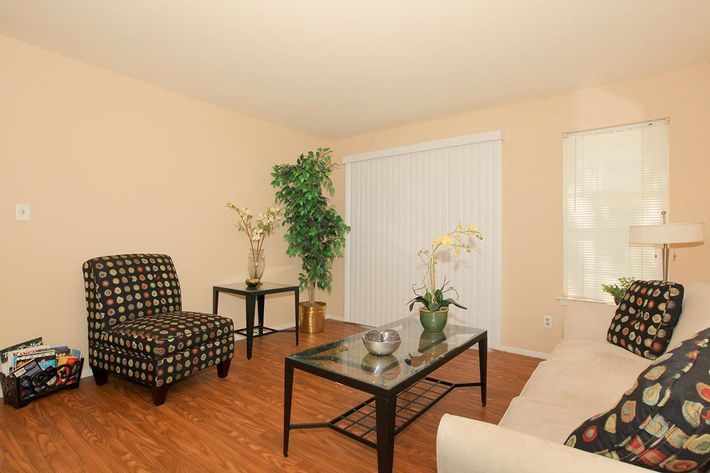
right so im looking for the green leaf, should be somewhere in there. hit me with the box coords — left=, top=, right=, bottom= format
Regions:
left=441, top=298, right=468, bottom=310
left=407, top=295, right=429, bottom=311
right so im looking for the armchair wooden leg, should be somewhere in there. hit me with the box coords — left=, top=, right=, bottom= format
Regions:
left=91, top=367, right=109, bottom=386
left=217, top=359, right=231, bottom=378
left=152, top=384, right=169, bottom=406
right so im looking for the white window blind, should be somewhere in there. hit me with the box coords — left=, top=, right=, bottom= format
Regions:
left=344, top=132, right=502, bottom=347
left=563, top=120, right=668, bottom=302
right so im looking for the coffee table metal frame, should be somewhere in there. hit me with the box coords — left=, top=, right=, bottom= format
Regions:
left=283, top=329, right=487, bottom=473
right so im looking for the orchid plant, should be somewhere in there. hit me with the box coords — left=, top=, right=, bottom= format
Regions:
left=408, top=223, right=483, bottom=312
left=226, top=203, right=282, bottom=265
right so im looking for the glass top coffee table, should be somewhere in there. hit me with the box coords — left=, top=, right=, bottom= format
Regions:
left=283, top=316, right=487, bottom=473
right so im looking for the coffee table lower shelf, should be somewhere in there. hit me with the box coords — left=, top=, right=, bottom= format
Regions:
left=288, top=376, right=482, bottom=449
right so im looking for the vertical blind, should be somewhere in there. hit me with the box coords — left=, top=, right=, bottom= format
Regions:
left=563, top=120, right=668, bottom=302
left=344, top=132, right=502, bottom=347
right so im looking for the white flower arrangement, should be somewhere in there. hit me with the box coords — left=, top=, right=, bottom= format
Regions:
left=226, top=203, right=282, bottom=266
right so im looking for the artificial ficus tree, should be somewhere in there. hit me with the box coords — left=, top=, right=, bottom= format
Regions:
left=271, top=148, right=350, bottom=305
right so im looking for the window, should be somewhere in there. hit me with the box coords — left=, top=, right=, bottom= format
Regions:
left=563, top=120, right=668, bottom=302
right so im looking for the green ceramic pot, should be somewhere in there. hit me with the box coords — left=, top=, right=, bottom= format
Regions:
left=419, top=307, right=449, bottom=332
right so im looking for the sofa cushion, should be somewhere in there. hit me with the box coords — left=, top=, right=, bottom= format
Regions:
left=669, top=283, right=710, bottom=350
left=607, top=280, right=684, bottom=360
left=550, top=339, right=652, bottom=370
left=562, top=300, right=617, bottom=341
left=500, top=396, right=605, bottom=444
left=520, top=357, right=648, bottom=416
left=507, top=341, right=650, bottom=443
left=566, top=328, right=710, bottom=472
left=100, top=311, right=234, bottom=358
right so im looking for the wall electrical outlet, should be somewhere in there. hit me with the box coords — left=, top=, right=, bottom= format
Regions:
left=543, top=315, right=553, bottom=329
left=15, top=203, right=31, bottom=221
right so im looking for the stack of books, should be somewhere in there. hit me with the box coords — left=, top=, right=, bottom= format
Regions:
left=1, top=337, right=82, bottom=380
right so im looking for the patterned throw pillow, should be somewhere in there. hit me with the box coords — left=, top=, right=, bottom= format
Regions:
left=607, top=280, right=684, bottom=360
left=566, top=328, right=710, bottom=472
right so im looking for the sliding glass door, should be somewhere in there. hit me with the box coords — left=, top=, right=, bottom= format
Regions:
left=344, top=131, right=502, bottom=347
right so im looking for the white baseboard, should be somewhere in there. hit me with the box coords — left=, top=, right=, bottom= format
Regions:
left=1, top=326, right=548, bottom=401
left=496, top=344, right=550, bottom=360
left=1, top=315, right=353, bottom=400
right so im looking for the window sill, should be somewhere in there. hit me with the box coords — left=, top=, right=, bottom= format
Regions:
left=557, top=296, right=615, bottom=306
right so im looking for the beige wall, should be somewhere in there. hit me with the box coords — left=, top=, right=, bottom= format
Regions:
left=2, top=32, right=708, bottom=360
left=0, top=35, right=324, bottom=359
left=331, top=64, right=710, bottom=353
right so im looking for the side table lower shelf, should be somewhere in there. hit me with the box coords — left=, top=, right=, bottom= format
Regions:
left=235, top=327, right=288, bottom=338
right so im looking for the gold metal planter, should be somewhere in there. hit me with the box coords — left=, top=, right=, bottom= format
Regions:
left=299, top=302, right=326, bottom=333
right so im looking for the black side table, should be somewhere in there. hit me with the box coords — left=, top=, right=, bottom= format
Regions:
left=213, top=282, right=300, bottom=359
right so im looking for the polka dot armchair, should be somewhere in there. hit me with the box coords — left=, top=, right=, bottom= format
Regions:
left=83, top=254, right=234, bottom=405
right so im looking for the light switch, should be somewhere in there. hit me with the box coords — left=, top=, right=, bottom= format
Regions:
left=16, top=203, right=31, bottom=221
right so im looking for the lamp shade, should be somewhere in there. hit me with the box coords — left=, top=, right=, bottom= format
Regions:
left=629, top=222, right=704, bottom=245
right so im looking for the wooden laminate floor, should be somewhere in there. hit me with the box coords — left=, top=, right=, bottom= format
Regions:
left=0, top=321, right=541, bottom=473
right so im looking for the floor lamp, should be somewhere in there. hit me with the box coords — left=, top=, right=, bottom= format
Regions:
left=629, top=211, right=704, bottom=282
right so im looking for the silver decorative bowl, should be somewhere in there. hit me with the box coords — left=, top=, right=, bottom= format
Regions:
left=361, top=354, right=400, bottom=376
left=362, top=329, right=402, bottom=356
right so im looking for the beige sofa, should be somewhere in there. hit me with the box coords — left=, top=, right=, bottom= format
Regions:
left=437, top=282, right=710, bottom=473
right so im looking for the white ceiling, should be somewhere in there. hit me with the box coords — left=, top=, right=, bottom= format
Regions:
left=1, top=1, right=709, bottom=138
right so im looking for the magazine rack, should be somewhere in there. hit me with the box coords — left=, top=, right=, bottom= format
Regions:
left=0, top=358, right=84, bottom=408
